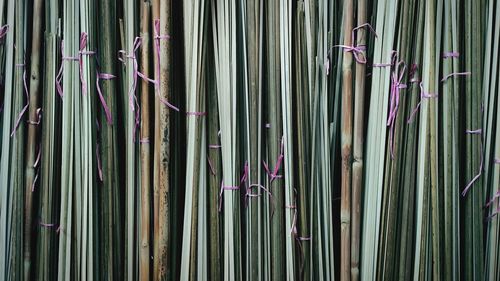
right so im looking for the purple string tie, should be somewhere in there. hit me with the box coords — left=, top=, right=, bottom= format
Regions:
left=441, top=71, right=471, bottom=82
left=55, top=33, right=95, bottom=97
left=96, top=72, right=116, bottom=124
left=442, top=51, right=460, bottom=59
left=119, top=37, right=156, bottom=142
left=330, top=23, right=378, bottom=67
left=153, top=19, right=179, bottom=111
left=263, top=136, right=285, bottom=182
left=462, top=129, right=483, bottom=196
left=11, top=59, right=29, bottom=137
left=386, top=61, right=407, bottom=159
left=0, top=24, right=9, bottom=41
left=407, top=82, right=438, bottom=124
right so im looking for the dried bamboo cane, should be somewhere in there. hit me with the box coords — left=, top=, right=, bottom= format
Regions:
left=341, top=0, right=353, bottom=280
left=351, top=0, right=366, bottom=280
left=139, top=1, right=151, bottom=280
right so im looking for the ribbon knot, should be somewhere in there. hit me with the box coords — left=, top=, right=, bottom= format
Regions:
left=119, top=37, right=157, bottom=142
left=327, top=23, right=377, bottom=73
left=11, top=58, right=29, bottom=137
left=407, top=82, right=438, bottom=124
left=386, top=61, right=407, bottom=159
left=263, top=137, right=285, bottom=182
left=462, top=128, right=483, bottom=196
left=56, top=33, right=96, bottom=97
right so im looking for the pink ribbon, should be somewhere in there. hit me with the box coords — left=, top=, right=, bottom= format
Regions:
left=96, top=72, right=115, bottom=124
left=11, top=60, right=29, bottom=137
left=186, top=111, right=207, bottom=116
left=139, top=138, right=150, bottom=144
left=208, top=144, right=221, bottom=149
left=462, top=129, right=483, bottom=196
left=0, top=24, right=9, bottom=40
left=441, top=71, right=471, bottom=82
left=96, top=143, right=103, bottom=181
left=407, top=82, right=438, bottom=124
left=442, top=51, right=459, bottom=59
left=218, top=181, right=239, bottom=212
left=409, top=63, right=420, bottom=83
left=218, top=163, right=249, bottom=212
left=31, top=173, right=39, bottom=192
left=263, top=136, right=285, bottom=182
left=485, top=190, right=500, bottom=209
left=34, top=147, right=41, bottom=168
left=39, top=221, right=57, bottom=228
left=118, top=37, right=154, bottom=142
left=332, top=23, right=378, bottom=65
left=27, top=108, right=42, bottom=125
left=55, top=33, right=95, bottom=97
left=386, top=61, right=407, bottom=159
left=153, top=19, right=179, bottom=111
left=494, top=158, right=500, bottom=164
left=372, top=50, right=398, bottom=68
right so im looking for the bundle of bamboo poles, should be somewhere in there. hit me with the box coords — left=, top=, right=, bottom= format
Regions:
left=0, top=0, right=498, bottom=280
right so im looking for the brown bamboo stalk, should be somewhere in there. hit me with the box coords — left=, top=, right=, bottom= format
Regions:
left=23, top=0, right=43, bottom=278
left=151, top=0, right=161, bottom=279
left=139, top=1, right=151, bottom=280
left=341, top=0, right=353, bottom=280
left=351, top=1, right=366, bottom=280
left=155, top=0, right=172, bottom=279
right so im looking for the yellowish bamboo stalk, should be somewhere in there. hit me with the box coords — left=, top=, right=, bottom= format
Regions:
left=341, top=0, right=354, bottom=280
left=139, top=1, right=151, bottom=280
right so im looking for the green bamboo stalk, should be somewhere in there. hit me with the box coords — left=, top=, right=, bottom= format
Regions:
left=293, top=3, right=311, bottom=280
left=243, top=0, right=263, bottom=279
left=36, top=0, right=60, bottom=279
left=10, top=0, right=27, bottom=279
left=97, top=0, right=121, bottom=279
left=180, top=0, right=207, bottom=279
left=23, top=0, right=43, bottom=276
left=124, top=0, right=136, bottom=279
left=266, top=1, right=285, bottom=279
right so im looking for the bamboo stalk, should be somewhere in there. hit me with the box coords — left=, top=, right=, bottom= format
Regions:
left=23, top=0, right=43, bottom=277
left=139, top=2, right=151, bottom=280
left=155, top=0, right=173, bottom=279
left=350, top=0, right=366, bottom=279
left=340, top=0, right=353, bottom=280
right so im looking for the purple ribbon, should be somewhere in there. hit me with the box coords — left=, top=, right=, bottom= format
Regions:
left=118, top=37, right=155, bottom=142
left=0, top=24, right=9, bottom=40
left=386, top=61, right=407, bottom=159
left=442, top=51, right=460, bottom=59
left=27, top=108, right=42, bottom=125
left=96, top=143, right=103, bottom=181
left=153, top=19, right=179, bottom=111
left=441, top=71, right=471, bottom=82
left=372, top=50, right=398, bottom=68
left=462, top=129, right=483, bottom=196
left=218, top=162, right=249, bottom=212
left=55, top=33, right=95, bottom=97
left=96, top=72, right=115, bottom=124
left=407, top=82, right=438, bottom=124
left=11, top=60, right=29, bottom=137
left=332, top=23, right=378, bottom=65
left=263, top=136, right=285, bottom=182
